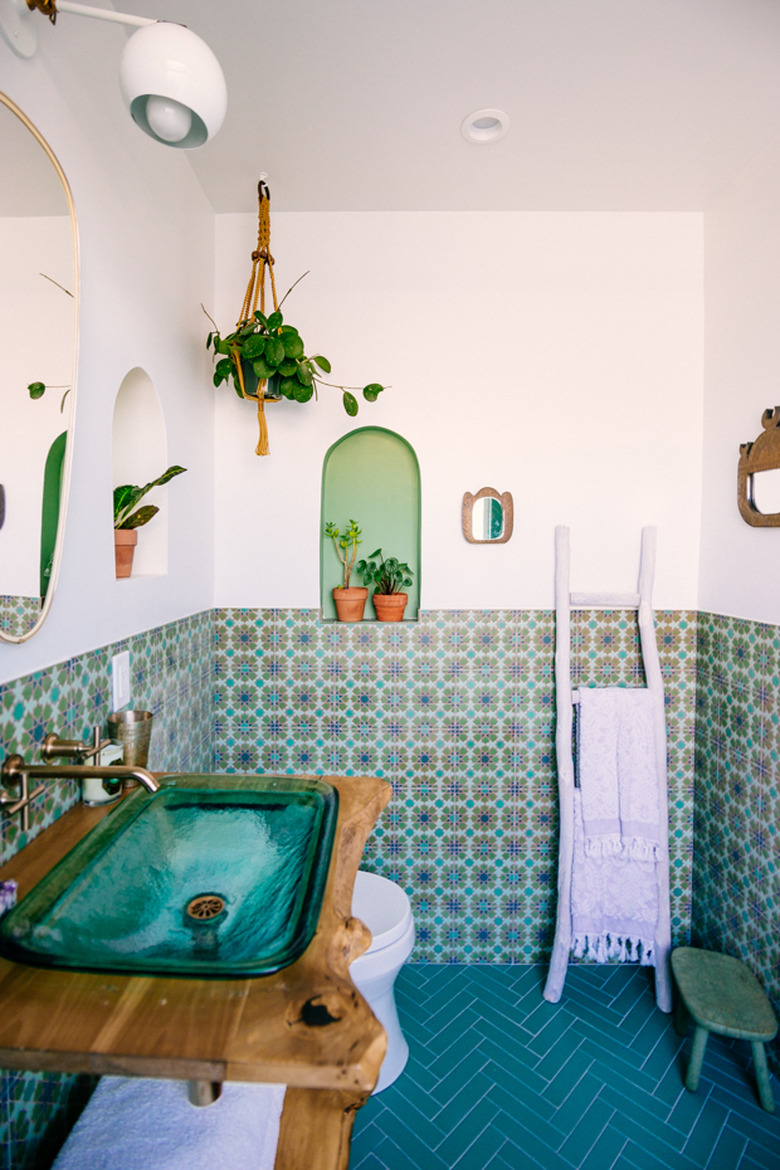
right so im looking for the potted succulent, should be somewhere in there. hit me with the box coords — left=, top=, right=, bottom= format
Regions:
left=113, top=464, right=187, bottom=578
left=324, top=519, right=368, bottom=621
left=357, top=548, right=414, bottom=622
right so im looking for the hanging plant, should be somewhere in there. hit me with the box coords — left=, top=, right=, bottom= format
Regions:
left=204, top=179, right=386, bottom=456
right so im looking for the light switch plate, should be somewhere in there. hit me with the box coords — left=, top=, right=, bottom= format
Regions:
left=111, top=650, right=130, bottom=711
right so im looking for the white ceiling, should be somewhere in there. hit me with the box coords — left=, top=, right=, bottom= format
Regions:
left=73, top=0, right=780, bottom=212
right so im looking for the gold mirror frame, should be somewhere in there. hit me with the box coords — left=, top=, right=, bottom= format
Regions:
left=462, top=487, right=514, bottom=544
left=0, top=92, right=79, bottom=642
left=738, top=407, right=780, bottom=527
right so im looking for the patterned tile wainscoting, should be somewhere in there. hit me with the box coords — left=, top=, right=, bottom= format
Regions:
left=694, top=612, right=780, bottom=1072
left=0, top=609, right=214, bottom=1170
left=0, top=599, right=40, bottom=643
left=214, top=607, right=697, bottom=964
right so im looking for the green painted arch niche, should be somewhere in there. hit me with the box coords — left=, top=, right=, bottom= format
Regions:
left=320, top=427, right=421, bottom=621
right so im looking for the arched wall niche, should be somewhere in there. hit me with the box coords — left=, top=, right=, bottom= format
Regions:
left=320, top=426, right=421, bottom=621
left=112, top=368, right=170, bottom=577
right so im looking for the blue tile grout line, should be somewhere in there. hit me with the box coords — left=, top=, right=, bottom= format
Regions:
left=351, top=964, right=779, bottom=1170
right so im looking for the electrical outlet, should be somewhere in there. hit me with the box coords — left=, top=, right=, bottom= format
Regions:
left=111, top=650, right=130, bottom=711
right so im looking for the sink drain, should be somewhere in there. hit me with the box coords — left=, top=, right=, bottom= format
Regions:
left=186, top=894, right=226, bottom=922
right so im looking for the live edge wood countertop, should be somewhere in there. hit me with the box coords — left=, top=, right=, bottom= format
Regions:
left=0, top=774, right=392, bottom=1170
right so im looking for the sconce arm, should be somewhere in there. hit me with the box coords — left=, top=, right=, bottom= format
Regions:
left=27, top=0, right=156, bottom=28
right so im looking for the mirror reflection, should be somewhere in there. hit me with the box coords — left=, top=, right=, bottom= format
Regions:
left=0, top=93, right=78, bottom=641
left=750, top=468, right=780, bottom=517
left=462, top=488, right=513, bottom=544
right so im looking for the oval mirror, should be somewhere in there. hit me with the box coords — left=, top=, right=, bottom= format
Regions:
left=0, top=93, right=78, bottom=642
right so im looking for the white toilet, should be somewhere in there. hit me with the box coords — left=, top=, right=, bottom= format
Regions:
left=350, top=870, right=415, bottom=1092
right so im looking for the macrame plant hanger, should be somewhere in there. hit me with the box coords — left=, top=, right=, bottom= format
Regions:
left=234, top=177, right=278, bottom=456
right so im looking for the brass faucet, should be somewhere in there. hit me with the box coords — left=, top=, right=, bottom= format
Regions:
left=0, top=728, right=159, bottom=832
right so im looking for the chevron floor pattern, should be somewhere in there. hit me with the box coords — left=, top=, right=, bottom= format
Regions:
left=350, top=963, right=780, bottom=1170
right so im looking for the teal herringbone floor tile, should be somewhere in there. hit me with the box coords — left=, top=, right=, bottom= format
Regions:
left=350, top=964, right=780, bottom=1170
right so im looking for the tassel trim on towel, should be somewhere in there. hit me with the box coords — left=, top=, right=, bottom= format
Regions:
left=571, top=932, right=655, bottom=966
left=583, top=837, right=658, bottom=862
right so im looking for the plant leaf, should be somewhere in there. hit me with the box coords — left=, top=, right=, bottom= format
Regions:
left=265, top=337, right=286, bottom=367
left=293, top=382, right=314, bottom=403
left=282, top=332, right=305, bottom=359
left=312, top=355, right=331, bottom=374
left=121, top=504, right=159, bottom=529
left=241, top=334, right=266, bottom=359
left=114, top=465, right=186, bottom=528
left=28, top=382, right=46, bottom=399
left=343, top=391, right=359, bottom=417
left=296, top=361, right=313, bottom=387
left=251, top=357, right=275, bottom=380
left=267, top=310, right=283, bottom=330
left=214, top=358, right=232, bottom=384
left=363, top=383, right=384, bottom=402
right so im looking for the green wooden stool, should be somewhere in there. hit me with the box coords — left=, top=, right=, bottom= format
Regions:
left=671, top=947, right=777, bottom=1113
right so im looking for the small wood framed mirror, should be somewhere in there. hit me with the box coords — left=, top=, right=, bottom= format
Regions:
left=738, top=408, right=780, bottom=527
left=462, top=487, right=513, bottom=544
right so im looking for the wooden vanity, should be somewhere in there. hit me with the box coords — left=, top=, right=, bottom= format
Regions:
left=0, top=774, right=391, bottom=1170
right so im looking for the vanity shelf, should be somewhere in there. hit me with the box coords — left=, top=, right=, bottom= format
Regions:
left=0, top=773, right=390, bottom=1170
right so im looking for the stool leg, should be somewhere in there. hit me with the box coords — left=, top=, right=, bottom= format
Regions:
left=751, top=1041, right=775, bottom=1114
left=673, top=990, right=689, bottom=1039
left=685, top=1026, right=709, bottom=1092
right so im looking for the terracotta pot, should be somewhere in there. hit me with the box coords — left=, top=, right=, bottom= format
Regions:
left=373, top=592, right=408, bottom=622
left=114, top=529, right=138, bottom=578
left=332, top=586, right=368, bottom=622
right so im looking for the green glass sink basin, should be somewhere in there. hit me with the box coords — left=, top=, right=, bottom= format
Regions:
left=0, top=775, right=338, bottom=978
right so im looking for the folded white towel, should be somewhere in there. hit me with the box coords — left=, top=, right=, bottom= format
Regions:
left=577, top=687, right=660, bottom=860
left=52, top=1077, right=285, bottom=1170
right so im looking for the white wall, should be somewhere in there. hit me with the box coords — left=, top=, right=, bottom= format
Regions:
left=699, top=153, right=780, bottom=623
left=214, top=211, right=704, bottom=611
left=0, top=14, right=216, bottom=684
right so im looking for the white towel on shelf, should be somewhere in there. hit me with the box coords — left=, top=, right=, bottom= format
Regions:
left=52, top=1077, right=285, bottom=1170
left=577, top=687, right=660, bottom=861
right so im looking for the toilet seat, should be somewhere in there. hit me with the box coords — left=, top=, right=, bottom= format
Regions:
left=352, top=871, right=412, bottom=951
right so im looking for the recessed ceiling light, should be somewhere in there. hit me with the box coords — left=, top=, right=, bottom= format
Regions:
left=461, top=108, right=509, bottom=144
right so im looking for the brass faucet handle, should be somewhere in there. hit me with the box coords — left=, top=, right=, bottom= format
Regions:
left=1, top=754, right=25, bottom=786
left=40, top=731, right=106, bottom=762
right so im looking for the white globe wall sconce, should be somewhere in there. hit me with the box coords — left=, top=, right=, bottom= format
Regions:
left=0, top=0, right=227, bottom=148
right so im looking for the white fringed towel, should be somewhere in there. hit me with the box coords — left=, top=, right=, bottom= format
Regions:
left=577, top=687, right=660, bottom=861
left=571, top=687, right=661, bottom=964
left=570, top=789, right=658, bottom=964
left=52, top=1077, right=285, bottom=1170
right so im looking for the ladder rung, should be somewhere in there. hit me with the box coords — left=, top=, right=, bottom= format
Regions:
left=570, top=591, right=640, bottom=609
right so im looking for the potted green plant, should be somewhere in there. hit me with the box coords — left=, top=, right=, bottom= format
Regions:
left=324, top=519, right=368, bottom=621
left=206, top=304, right=385, bottom=419
left=113, top=465, right=187, bottom=578
left=356, top=548, right=414, bottom=622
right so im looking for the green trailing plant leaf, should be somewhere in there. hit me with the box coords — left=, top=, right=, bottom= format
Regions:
left=203, top=283, right=387, bottom=439
left=113, top=464, right=187, bottom=530
left=28, top=381, right=72, bottom=411
left=242, top=334, right=266, bottom=359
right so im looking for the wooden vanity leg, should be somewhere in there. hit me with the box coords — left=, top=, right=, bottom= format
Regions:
left=274, top=1086, right=370, bottom=1170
